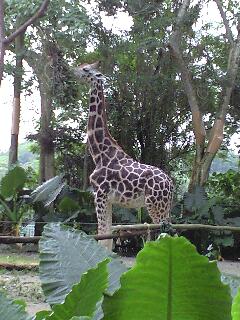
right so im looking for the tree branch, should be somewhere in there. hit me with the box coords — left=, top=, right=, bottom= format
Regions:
left=214, top=0, right=234, bottom=45
left=168, top=0, right=206, bottom=147
left=219, top=32, right=240, bottom=120
left=206, top=30, right=240, bottom=155
left=4, top=0, right=50, bottom=45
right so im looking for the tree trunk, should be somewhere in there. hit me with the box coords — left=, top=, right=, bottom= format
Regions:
left=0, top=0, right=5, bottom=86
left=39, top=81, right=55, bottom=182
left=25, top=48, right=55, bottom=183
left=8, top=32, right=25, bottom=166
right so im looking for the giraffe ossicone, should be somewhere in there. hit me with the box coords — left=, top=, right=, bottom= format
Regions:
left=74, top=61, right=174, bottom=250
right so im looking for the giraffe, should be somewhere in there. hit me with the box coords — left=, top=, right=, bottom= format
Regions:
left=73, top=61, right=174, bottom=250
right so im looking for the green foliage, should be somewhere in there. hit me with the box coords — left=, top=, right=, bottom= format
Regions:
left=207, top=169, right=240, bottom=207
left=232, top=288, right=240, bottom=319
left=0, top=166, right=31, bottom=227
left=3, top=0, right=240, bottom=190
left=44, top=259, right=109, bottom=320
left=172, top=186, right=236, bottom=256
left=3, top=230, right=240, bottom=319
left=35, top=311, right=52, bottom=320
left=0, top=166, right=26, bottom=199
left=30, top=176, right=96, bottom=227
left=39, top=236, right=237, bottom=319
left=58, top=196, right=80, bottom=213
left=70, top=317, right=91, bottom=320
left=103, top=236, right=231, bottom=320
left=183, top=186, right=209, bottom=214
left=39, top=223, right=127, bottom=305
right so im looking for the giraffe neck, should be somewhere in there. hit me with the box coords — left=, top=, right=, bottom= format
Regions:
left=87, top=82, right=119, bottom=164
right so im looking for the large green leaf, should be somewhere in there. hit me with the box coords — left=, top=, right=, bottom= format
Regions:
left=70, top=317, right=91, bottom=320
left=0, top=166, right=27, bottom=198
left=232, top=288, right=240, bottom=319
left=39, top=223, right=127, bottom=305
left=34, top=311, right=51, bottom=320
left=30, top=175, right=66, bottom=206
left=45, top=259, right=109, bottom=320
left=103, top=236, right=232, bottom=320
left=0, top=291, right=30, bottom=320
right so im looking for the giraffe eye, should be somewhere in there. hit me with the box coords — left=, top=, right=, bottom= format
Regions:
left=83, top=67, right=89, bottom=72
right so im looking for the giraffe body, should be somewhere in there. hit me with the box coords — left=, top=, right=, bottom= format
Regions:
left=74, top=62, right=173, bottom=250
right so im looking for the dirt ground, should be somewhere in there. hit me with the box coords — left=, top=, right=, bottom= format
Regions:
left=1, top=251, right=240, bottom=316
left=218, top=261, right=240, bottom=276
left=0, top=269, right=50, bottom=315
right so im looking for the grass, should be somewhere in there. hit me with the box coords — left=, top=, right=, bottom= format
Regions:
left=0, top=252, right=39, bottom=266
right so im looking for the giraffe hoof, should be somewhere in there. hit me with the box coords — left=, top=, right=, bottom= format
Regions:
left=159, top=221, right=176, bottom=235
left=98, top=239, right=113, bottom=251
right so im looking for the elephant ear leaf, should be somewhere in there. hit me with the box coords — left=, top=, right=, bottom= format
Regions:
left=71, top=317, right=92, bottom=320
left=0, top=166, right=26, bottom=199
left=0, top=291, right=30, bottom=320
left=30, top=175, right=66, bottom=206
left=103, top=236, right=232, bottom=320
left=39, top=223, right=127, bottom=305
left=232, top=288, right=240, bottom=319
left=45, top=259, right=109, bottom=320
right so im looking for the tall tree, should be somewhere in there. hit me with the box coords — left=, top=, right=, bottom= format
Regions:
left=168, top=0, right=240, bottom=190
left=25, top=41, right=56, bottom=182
left=2, top=0, right=50, bottom=170
left=5, top=0, right=88, bottom=182
left=87, top=1, right=193, bottom=170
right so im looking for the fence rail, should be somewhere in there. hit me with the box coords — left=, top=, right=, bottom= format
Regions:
left=0, top=223, right=240, bottom=244
left=112, top=223, right=240, bottom=233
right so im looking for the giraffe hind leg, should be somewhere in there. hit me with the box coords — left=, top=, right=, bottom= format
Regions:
left=145, top=196, right=174, bottom=238
left=145, top=196, right=172, bottom=227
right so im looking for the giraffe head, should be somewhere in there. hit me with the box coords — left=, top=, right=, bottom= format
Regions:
left=73, top=61, right=104, bottom=87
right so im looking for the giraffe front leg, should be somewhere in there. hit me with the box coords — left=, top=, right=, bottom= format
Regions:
left=95, top=193, right=113, bottom=251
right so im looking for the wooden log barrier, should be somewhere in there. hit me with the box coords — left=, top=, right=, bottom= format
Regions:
left=0, top=230, right=148, bottom=244
left=112, top=223, right=240, bottom=233
left=0, top=223, right=240, bottom=244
